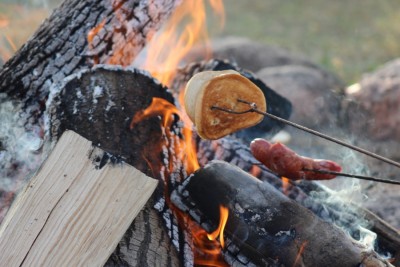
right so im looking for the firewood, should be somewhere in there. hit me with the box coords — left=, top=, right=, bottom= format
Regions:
left=0, top=130, right=158, bottom=266
left=0, top=0, right=179, bottom=136
left=172, top=160, right=393, bottom=267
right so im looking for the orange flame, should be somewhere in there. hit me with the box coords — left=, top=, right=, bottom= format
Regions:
left=130, top=97, right=199, bottom=175
left=138, top=0, right=224, bottom=87
left=207, top=205, right=229, bottom=248
left=105, top=0, right=226, bottom=265
left=87, top=20, right=106, bottom=45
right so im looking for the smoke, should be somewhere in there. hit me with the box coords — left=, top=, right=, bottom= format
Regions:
left=0, top=93, right=47, bottom=191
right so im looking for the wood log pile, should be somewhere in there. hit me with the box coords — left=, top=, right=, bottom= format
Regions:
left=0, top=0, right=399, bottom=266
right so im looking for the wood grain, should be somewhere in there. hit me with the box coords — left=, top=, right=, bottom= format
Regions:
left=0, top=130, right=158, bottom=266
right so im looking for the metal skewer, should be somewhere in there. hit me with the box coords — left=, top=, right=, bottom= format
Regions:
left=302, top=168, right=400, bottom=185
left=211, top=99, right=400, bottom=170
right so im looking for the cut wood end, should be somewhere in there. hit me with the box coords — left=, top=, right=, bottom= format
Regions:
left=0, top=130, right=158, bottom=267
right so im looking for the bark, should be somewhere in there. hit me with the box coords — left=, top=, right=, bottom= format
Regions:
left=172, top=161, right=393, bottom=267
left=0, top=0, right=178, bottom=124
left=105, top=201, right=180, bottom=267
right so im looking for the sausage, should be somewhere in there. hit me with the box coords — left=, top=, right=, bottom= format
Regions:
left=250, top=138, right=342, bottom=180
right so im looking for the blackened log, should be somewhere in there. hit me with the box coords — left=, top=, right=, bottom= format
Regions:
left=198, top=137, right=400, bottom=265
left=172, top=161, right=392, bottom=267
left=47, top=66, right=182, bottom=266
left=0, top=0, right=178, bottom=124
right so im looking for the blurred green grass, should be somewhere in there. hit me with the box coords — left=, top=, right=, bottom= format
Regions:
left=210, top=0, right=400, bottom=84
left=1, top=1, right=400, bottom=84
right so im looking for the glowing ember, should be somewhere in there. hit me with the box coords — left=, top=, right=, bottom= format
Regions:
left=293, top=241, right=308, bottom=267
left=281, top=176, right=291, bottom=195
left=207, top=205, right=229, bottom=248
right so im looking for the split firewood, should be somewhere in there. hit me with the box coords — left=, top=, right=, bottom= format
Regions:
left=172, top=160, right=393, bottom=267
left=184, top=70, right=267, bottom=139
left=0, top=130, right=158, bottom=266
left=250, top=138, right=342, bottom=180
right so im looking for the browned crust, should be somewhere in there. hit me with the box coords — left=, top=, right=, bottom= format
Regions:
left=195, top=73, right=266, bottom=139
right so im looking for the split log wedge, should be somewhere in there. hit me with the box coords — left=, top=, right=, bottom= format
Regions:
left=0, top=130, right=158, bottom=266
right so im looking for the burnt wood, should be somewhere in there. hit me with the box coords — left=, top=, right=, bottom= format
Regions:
left=172, top=161, right=393, bottom=267
left=197, top=137, right=400, bottom=266
left=0, top=0, right=178, bottom=125
left=47, top=66, right=182, bottom=266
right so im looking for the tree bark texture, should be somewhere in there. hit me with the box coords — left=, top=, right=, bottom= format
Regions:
left=0, top=0, right=178, bottom=124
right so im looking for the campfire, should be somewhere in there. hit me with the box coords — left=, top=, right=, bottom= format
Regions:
left=0, top=0, right=399, bottom=266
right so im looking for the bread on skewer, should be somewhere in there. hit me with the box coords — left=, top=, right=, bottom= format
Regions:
left=184, top=70, right=267, bottom=140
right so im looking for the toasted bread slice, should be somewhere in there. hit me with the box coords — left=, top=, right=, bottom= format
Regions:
left=184, top=70, right=267, bottom=140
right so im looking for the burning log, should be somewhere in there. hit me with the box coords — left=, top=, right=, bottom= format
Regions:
left=0, top=0, right=179, bottom=132
left=45, top=65, right=183, bottom=266
left=172, top=160, right=393, bottom=267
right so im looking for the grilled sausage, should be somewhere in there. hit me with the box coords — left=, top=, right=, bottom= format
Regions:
left=250, top=138, right=342, bottom=180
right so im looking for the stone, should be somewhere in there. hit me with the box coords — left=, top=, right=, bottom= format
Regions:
left=345, top=58, right=400, bottom=142
left=256, top=65, right=343, bottom=129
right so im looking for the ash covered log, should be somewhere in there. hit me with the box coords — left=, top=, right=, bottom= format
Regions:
left=172, top=161, right=392, bottom=267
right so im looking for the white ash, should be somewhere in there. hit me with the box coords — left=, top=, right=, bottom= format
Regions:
left=275, top=230, right=292, bottom=237
left=154, top=197, right=166, bottom=212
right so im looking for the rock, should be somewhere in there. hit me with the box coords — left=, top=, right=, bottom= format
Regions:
left=345, top=59, right=400, bottom=142
left=256, top=65, right=343, bottom=129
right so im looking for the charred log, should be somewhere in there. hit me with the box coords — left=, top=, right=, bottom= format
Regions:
left=46, top=66, right=183, bottom=266
left=172, top=161, right=392, bottom=267
left=197, top=137, right=400, bottom=265
left=0, top=0, right=178, bottom=124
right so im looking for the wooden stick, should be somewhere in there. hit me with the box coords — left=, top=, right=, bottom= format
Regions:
left=0, top=130, right=158, bottom=266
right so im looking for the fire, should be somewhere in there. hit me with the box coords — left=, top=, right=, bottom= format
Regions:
left=207, top=205, right=229, bottom=248
left=138, top=0, right=224, bottom=87
left=190, top=205, right=229, bottom=266
left=89, top=0, right=226, bottom=265
left=130, top=97, right=199, bottom=174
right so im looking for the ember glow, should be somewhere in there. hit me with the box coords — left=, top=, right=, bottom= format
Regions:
left=281, top=176, right=291, bottom=196
left=293, top=241, right=308, bottom=267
